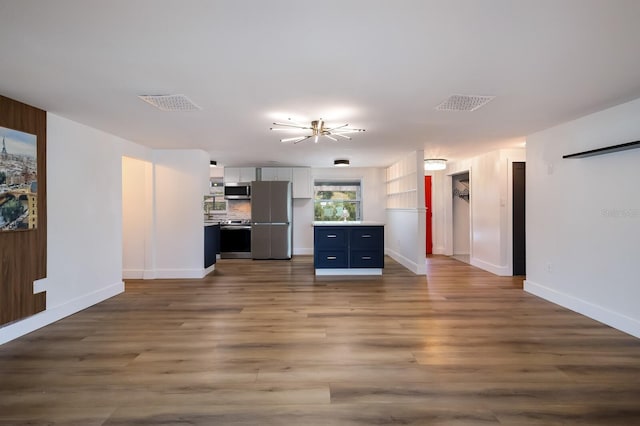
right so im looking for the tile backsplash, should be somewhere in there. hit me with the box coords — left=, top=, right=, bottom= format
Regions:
left=226, top=200, right=251, bottom=220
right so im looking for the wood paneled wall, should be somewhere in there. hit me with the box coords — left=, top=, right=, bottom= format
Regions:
left=0, top=95, right=47, bottom=326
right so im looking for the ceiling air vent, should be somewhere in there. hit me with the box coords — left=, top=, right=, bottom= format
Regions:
left=138, top=94, right=202, bottom=111
left=435, top=94, right=495, bottom=112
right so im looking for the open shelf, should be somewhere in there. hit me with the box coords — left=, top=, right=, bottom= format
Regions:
left=563, top=140, right=640, bottom=159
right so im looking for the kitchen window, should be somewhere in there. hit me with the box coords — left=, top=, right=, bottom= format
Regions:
left=204, top=178, right=226, bottom=218
left=314, top=180, right=362, bottom=221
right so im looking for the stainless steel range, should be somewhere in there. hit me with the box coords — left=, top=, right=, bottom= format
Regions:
left=219, top=219, right=252, bottom=259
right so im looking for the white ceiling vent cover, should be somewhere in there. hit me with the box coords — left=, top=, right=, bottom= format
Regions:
left=435, top=94, right=495, bottom=112
left=138, top=94, right=202, bottom=111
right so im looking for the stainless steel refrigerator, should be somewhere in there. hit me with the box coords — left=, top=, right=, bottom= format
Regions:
left=251, top=180, right=292, bottom=259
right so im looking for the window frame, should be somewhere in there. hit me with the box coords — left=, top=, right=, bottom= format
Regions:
left=313, top=179, right=363, bottom=222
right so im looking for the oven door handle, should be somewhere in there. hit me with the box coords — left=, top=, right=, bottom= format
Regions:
left=221, top=225, right=252, bottom=230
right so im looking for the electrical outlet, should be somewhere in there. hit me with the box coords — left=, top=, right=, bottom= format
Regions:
left=546, top=262, right=553, bottom=273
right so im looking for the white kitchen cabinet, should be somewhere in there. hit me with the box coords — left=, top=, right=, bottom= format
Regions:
left=224, top=167, right=256, bottom=183
left=261, top=167, right=293, bottom=182
left=292, top=167, right=313, bottom=198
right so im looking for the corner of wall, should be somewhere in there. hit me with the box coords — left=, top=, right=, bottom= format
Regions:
left=0, top=281, right=124, bottom=346
left=525, top=279, right=640, bottom=339
left=470, top=257, right=510, bottom=276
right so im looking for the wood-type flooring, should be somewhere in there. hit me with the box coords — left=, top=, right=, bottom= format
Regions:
left=1, top=255, right=639, bottom=425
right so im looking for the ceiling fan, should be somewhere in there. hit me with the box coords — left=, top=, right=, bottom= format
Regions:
left=270, top=118, right=365, bottom=144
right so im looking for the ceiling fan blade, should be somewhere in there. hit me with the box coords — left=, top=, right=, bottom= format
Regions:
left=324, top=123, right=349, bottom=131
left=281, top=136, right=308, bottom=143
left=332, top=129, right=364, bottom=134
left=286, top=118, right=308, bottom=127
left=272, top=122, right=311, bottom=129
left=333, top=133, right=352, bottom=140
left=293, top=135, right=313, bottom=144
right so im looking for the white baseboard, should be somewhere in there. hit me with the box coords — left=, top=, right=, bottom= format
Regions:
left=126, top=268, right=211, bottom=279
left=432, top=246, right=446, bottom=255
left=123, top=269, right=144, bottom=279
left=293, top=248, right=313, bottom=255
left=470, top=257, right=510, bottom=276
left=0, top=281, right=125, bottom=345
left=524, top=280, right=640, bottom=339
left=143, top=269, right=157, bottom=279
left=203, top=264, right=215, bottom=276
left=385, top=248, right=426, bottom=275
left=153, top=268, right=207, bottom=279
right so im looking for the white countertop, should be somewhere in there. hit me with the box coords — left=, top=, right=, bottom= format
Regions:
left=313, top=221, right=385, bottom=226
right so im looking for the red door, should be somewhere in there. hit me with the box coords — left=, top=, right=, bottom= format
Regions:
left=425, top=176, right=433, bottom=254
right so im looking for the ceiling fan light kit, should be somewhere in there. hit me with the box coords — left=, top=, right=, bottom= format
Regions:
left=271, top=118, right=365, bottom=144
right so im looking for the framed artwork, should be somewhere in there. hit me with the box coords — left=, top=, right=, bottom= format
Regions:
left=0, top=125, right=38, bottom=231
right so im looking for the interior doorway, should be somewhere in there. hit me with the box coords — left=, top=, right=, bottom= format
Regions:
left=512, top=162, right=526, bottom=275
left=425, top=175, right=432, bottom=255
left=452, top=172, right=470, bottom=263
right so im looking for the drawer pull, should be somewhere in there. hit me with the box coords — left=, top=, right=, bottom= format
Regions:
left=327, top=256, right=337, bottom=260
left=327, top=235, right=337, bottom=238
left=361, top=256, right=372, bottom=260
left=361, top=235, right=371, bottom=238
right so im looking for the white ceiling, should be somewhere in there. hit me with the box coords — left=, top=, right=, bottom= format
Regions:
left=2, top=0, right=640, bottom=168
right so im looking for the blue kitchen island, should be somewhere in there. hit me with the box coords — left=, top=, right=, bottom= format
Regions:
left=313, top=222, right=385, bottom=276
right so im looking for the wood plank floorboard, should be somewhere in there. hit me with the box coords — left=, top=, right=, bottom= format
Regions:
left=1, top=255, right=640, bottom=425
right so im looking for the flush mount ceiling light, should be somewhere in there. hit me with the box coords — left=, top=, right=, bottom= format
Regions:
left=270, top=118, right=365, bottom=144
left=424, top=159, right=447, bottom=171
left=138, top=94, right=202, bottom=111
left=334, top=159, right=350, bottom=167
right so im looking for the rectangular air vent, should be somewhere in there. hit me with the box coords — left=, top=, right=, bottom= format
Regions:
left=138, top=94, right=202, bottom=111
left=435, top=94, right=495, bottom=112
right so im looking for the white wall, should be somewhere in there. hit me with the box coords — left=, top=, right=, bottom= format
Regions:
left=384, top=151, right=426, bottom=274
left=293, top=167, right=387, bottom=255
left=444, top=148, right=525, bottom=275
left=1, top=114, right=128, bottom=344
left=152, top=150, right=210, bottom=278
left=122, top=156, right=153, bottom=279
left=122, top=150, right=210, bottom=279
left=525, top=97, right=640, bottom=338
left=1, top=115, right=212, bottom=344
left=292, top=197, right=314, bottom=255
left=386, top=209, right=426, bottom=273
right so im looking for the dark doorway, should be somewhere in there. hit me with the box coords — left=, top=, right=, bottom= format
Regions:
left=512, top=162, right=526, bottom=275
left=425, top=176, right=432, bottom=254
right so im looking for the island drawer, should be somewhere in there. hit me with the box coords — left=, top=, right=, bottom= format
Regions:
left=314, top=227, right=348, bottom=249
left=350, top=226, right=384, bottom=249
left=314, top=250, right=349, bottom=268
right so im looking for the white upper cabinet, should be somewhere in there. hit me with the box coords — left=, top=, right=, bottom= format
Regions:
left=224, top=167, right=256, bottom=183
left=261, top=167, right=293, bottom=182
left=259, top=167, right=312, bottom=198
left=292, top=167, right=313, bottom=198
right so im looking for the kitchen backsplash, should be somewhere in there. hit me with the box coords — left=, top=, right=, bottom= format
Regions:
left=226, top=199, right=251, bottom=220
